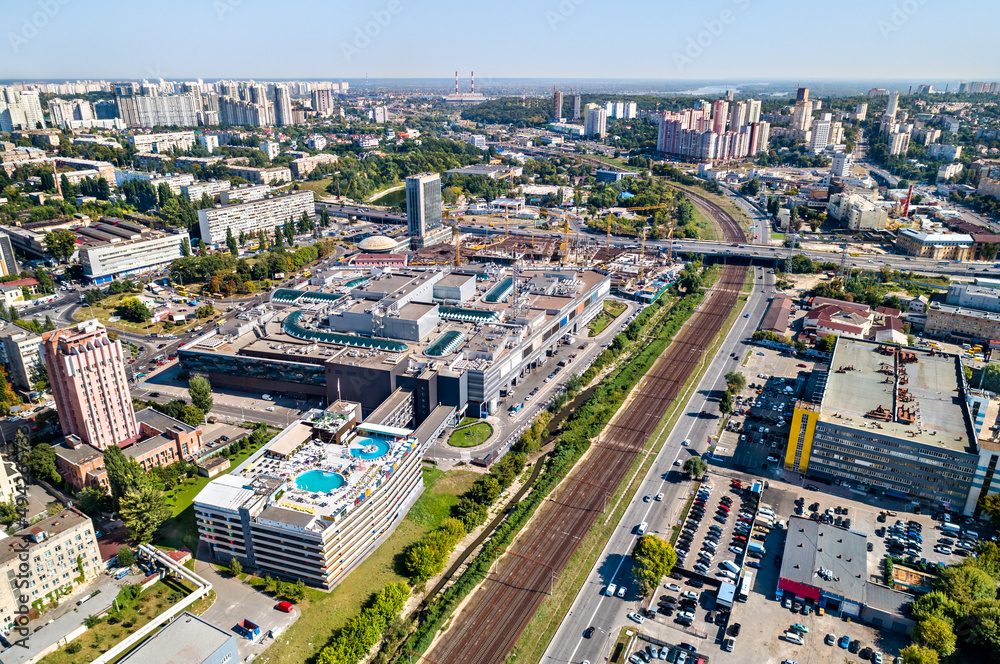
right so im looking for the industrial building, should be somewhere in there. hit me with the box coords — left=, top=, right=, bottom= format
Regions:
left=778, top=517, right=914, bottom=633
left=194, top=403, right=430, bottom=588
left=178, top=267, right=610, bottom=422
left=784, top=339, right=983, bottom=514
left=118, top=612, right=239, bottom=664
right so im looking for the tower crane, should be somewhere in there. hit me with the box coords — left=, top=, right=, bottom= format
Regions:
left=621, top=204, right=674, bottom=275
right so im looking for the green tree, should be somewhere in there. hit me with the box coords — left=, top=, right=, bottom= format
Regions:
left=320, top=208, right=330, bottom=228
left=981, top=364, right=1000, bottom=396
left=899, top=644, right=940, bottom=664
left=274, top=225, right=284, bottom=251
left=718, top=390, right=733, bottom=415
left=43, top=229, right=77, bottom=262
left=973, top=542, right=1000, bottom=579
left=188, top=375, right=214, bottom=414
left=76, top=486, right=110, bottom=516
left=12, top=429, right=30, bottom=464
left=632, top=535, right=677, bottom=595
left=981, top=495, right=1000, bottom=526
left=180, top=237, right=191, bottom=257
left=683, top=456, right=708, bottom=478
left=911, top=590, right=963, bottom=623
left=228, top=557, right=242, bottom=577
left=740, top=177, right=760, bottom=196
left=178, top=404, right=205, bottom=427
left=25, top=445, right=60, bottom=483
left=914, top=616, right=957, bottom=658
left=937, top=564, right=998, bottom=603
left=115, top=546, right=136, bottom=568
left=119, top=484, right=170, bottom=544
left=724, top=371, right=746, bottom=392
left=403, top=542, right=445, bottom=583
left=283, top=218, right=295, bottom=245
left=115, top=297, right=151, bottom=323
left=226, top=227, right=238, bottom=256
left=816, top=335, right=837, bottom=353
left=966, top=600, right=1000, bottom=655
left=103, top=446, right=147, bottom=505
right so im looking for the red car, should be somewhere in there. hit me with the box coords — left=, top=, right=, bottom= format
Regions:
left=275, top=601, right=294, bottom=613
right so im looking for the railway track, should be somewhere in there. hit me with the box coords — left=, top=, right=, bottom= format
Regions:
left=426, top=164, right=748, bottom=664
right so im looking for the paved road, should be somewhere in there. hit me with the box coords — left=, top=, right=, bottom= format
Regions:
left=541, top=266, right=775, bottom=664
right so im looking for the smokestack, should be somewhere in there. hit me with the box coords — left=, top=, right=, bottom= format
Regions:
left=455, top=71, right=458, bottom=95
left=471, top=71, right=474, bottom=94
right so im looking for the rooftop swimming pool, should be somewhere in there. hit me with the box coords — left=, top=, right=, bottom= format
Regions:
left=349, top=438, right=390, bottom=460
left=295, top=470, right=346, bottom=493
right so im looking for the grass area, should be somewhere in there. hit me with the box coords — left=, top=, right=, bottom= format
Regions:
left=294, top=177, right=334, bottom=199
left=263, top=466, right=478, bottom=664
left=588, top=300, right=628, bottom=337
left=74, top=294, right=215, bottom=336
left=155, top=430, right=274, bottom=551
left=40, top=577, right=197, bottom=664
left=509, top=269, right=750, bottom=664
left=370, top=186, right=405, bottom=207
left=447, top=422, right=494, bottom=448
left=771, top=232, right=785, bottom=240
left=610, top=626, right=639, bottom=664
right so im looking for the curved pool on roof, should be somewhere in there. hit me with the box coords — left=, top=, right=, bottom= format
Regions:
left=283, top=311, right=407, bottom=352
left=349, top=438, right=390, bottom=459
left=295, top=470, right=346, bottom=493
left=426, top=330, right=466, bottom=357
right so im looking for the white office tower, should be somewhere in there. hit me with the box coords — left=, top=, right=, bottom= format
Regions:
left=585, top=105, right=607, bottom=138
left=831, top=153, right=853, bottom=178
left=273, top=84, right=293, bottom=127
left=854, top=103, right=868, bottom=121
left=809, top=119, right=831, bottom=154
left=886, top=92, right=899, bottom=121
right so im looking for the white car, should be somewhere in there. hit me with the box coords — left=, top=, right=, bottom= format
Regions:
left=617, top=585, right=627, bottom=598
left=674, top=460, right=681, bottom=466
left=681, top=439, right=690, bottom=446
left=644, top=495, right=651, bottom=502
left=605, top=584, right=616, bottom=596
left=655, top=493, right=664, bottom=501
left=627, top=612, right=644, bottom=624
left=664, top=583, right=681, bottom=592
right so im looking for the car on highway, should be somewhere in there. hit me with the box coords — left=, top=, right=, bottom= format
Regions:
left=681, top=439, right=690, bottom=446
left=583, top=626, right=595, bottom=639
left=674, top=460, right=681, bottom=466
left=655, top=493, right=663, bottom=501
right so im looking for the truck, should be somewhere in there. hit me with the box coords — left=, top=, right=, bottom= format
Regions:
left=747, top=541, right=767, bottom=556
left=235, top=619, right=260, bottom=640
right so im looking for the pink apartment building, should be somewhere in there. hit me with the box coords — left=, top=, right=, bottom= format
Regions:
left=41, top=320, right=140, bottom=451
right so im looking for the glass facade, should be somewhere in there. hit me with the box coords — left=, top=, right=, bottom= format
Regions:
left=180, top=349, right=327, bottom=386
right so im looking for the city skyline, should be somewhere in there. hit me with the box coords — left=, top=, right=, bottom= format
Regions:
left=3, top=0, right=997, bottom=81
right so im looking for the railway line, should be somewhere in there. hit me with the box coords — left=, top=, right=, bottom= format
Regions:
left=427, top=185, right=749, bottom=664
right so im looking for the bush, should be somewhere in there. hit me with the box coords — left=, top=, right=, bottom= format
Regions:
left=315, top=583, right=409, bottom=664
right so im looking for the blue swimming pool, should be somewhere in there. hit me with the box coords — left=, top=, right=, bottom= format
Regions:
left=349, top=438, right=390, bottom=460
left=295, top=470, right=346, bottom=493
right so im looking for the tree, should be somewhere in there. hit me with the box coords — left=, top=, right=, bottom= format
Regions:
left=740, top=177, right=760, bottom=196
left=115, top=546, right=136, bottom=568
left=981, top=364, right=1000, bottom=396
left=43, top=229, right=77, bottom=262
left=403, top=542, right=445, bottom=582
left=718, top=390, right=733, bottom=415
left=283, top=219, right=295, bottom=245
left=115, top=297, right=151, bottom=323
left=683, top=456, right=708, bottom=478
left=914, top=616, right=957, bottom=657
left=274, top=225, right=284, bottom=250
left=228, top=557, right=242, bottom=577
left=320, top=208, right=330, bottom=228
left=76, top=485, right=110, bottom=516
left=226, top=227, right=238, bottom=256
left=25, top=445, right=59, bottom=483
left=981, top=243, right=1000, bottom=261
left=815, top=335, right=837, bottom=353
left=724, top=371, right=746, bottom=393
left=119, top=484, right=170, bottom=543
left=973, top=542, right=1000, bottom=580
left=188, top=375, right=214, bottom=413
left=981, top=494, right=1000, bottom=527
left=180, top=237, right=191, bottom=257
left=911, top=590, right=963, bottom=623
left=103, top=446, right=147, bottom=505
left=966, top=600, right=1000, bottom=655
left=12, top=429, right=30, bottom=464
left=899, top=644, right=940, bottom=664
left=178, top=404, right=205, bottom=427
left=632, top=535, right=677, bottom=595
left=937, top=564, right=998, bottom=603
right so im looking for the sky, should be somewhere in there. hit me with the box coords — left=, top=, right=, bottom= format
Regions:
left=2, top=0, right=998, bottom=82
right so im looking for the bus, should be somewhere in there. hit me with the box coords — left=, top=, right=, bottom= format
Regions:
left=738, top=571, right=753, bottom=603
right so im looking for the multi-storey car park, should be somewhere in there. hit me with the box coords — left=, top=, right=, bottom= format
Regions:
left=193, top=402, right=431, bottom=588
left=782, top=338, right=993, bottom=514
left=178, top=267, right=611, bottom=424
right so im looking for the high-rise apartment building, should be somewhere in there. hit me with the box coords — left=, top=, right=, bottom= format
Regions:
left=112, top=83, right=200, bottom=127
left=571, top=94, right=582, bottom=120
left=886, top=92, right=900, bottom=121
left=854, top=102, right=868, bottom=121
left=809, top=118, right=832, bottom=154
left=0, top=87, right=45, bottom=132
left=41, top=320, right=139, bottom=451
left=584, top=105, right=607, bottom=138
left=831, top=153, right=853, bottom=178
left=273, top=83, right=293, bottom=127
left=729, top=101, right=748, bottom=132
left=747, top=99, right=762, bottom=124
left=624, top=101, right=637, bottom=119
left=712, top=100, right=729, bottom=135
left=219, top=96, right=269, bottom=127
left=197, top=190, right=312, bottom=245
left=48, top=98, right=96, bottom=128
left=312, top=88, right=335, bottom=116
left=553, top=90, right=564, bottom=120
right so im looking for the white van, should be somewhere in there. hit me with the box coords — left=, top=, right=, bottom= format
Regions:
left=720, top=560, right=740, bottom=575
left=759, top=507, right=775, bottom=517
left=965, top=530, right=979, bottom=540
left=637, top=522, right=648, bottom=536
left=783, top=632, right=804, bottom=645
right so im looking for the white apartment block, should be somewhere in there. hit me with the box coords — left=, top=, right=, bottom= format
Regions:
left=80, top=230, right=190, bottom=282
left=128, top=131, right=196, bottom=154
left=585, top=105, right=607, bottom=138
left=938, top=163, right=964, bottom=182
left=259, top=141, right=280, bottom=160
left=928, top=144, right=962, bottom=160
left=306, top=134, right=327, bottom=150
left=183, top=179, right=231, bottom=200
left=624, top=101, right=638, bottom=119
left=228, top=166, right=291, bottom=185
left=889, top=131, right=911, bottom=156
left=371, top=106, right=389, bottom=123
left=198, top=134, right=220, bottom=153
left=0, top=88, right=44, bottom=132
left=0, top=509, right=101, bottom=635
left=220, top=184, right=271, bottom=204
left=809, top=120, right=831, bottom=154
left=831, top=153, right=853, bottom=178
left=114, top=170, right=194, bottom=196
left=198, top=190, right=314, bottom=245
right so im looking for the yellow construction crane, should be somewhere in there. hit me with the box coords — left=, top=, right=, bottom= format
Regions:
left=621, top=204, right=673, bottom=274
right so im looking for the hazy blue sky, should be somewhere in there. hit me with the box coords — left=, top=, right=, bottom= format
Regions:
left=3, top=0, right=997, bottom=81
